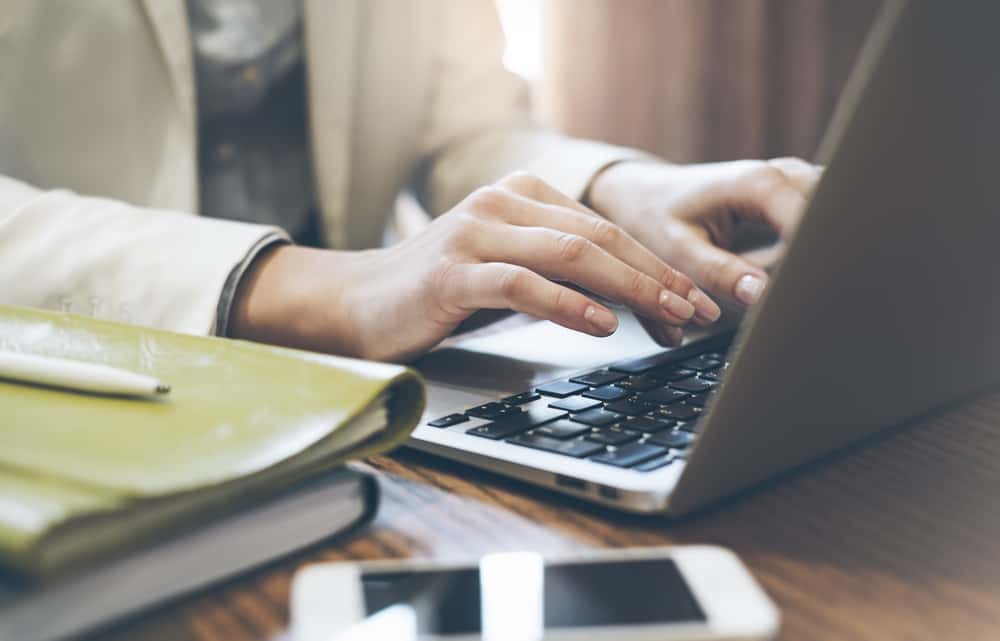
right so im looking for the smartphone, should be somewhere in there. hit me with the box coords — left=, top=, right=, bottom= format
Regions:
left=291, top=546, right=779, bottom=641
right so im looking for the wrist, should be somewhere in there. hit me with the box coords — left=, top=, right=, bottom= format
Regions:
left=228, top=243, right=306, bottom=343
left=584, top=161, right=629, bottom=219
left=587, top=160, right=675, bottom=227
left=228, top=244, right=360, bottom=355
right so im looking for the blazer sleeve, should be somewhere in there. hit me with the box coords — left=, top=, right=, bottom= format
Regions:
left=0, top=174, right=288, bottom=335
left=417, top=0, right=654, bottom=215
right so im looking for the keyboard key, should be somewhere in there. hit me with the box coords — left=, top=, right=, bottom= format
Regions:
left=570, top=370, right=627, bottom=387
left=570, top=408, right=623, bottom=427
left=669, top=377, right=715, bottom=393
left=591, top=442, right=669, bottom=468
left=604, top=398, right=658, bottom=416
left=517, top=397, right=578, bottom=420
left=536, top=380, right=589, bottom=398
left=648, top=366, right=695, bottom=382
left=581, top=385, right=629, bottom=402
left=676, top=420, right=703, bottom=434
left=508, top=434, right=606, bottom=458
left=686, top=391, right=713, bottom=407
left=548, top=396, right=603, bottom=413
left=621, top=416, right=676, bottom=433
left=617, top=375, right=660, bottom=392
left=700, top=370, right=724, bottom=382
left=640, top=387, right=689, bottom=405
left=534, top=420, right=592, bottom=440
left=467, top=407, right=567, bottom=440
left=586, top=427, right=640, bottom=446
left=656, top=404, right=702, bottom=421
left=635, top=452, right=677, bottom=472
left=609, top=352, right=674, bottom=375
left=427, top=413, right=469, bottom=428
left=681, top=355, right=723, bottom=372
left=648, top=430, right=697, bottom=449
left=503, top=391, right=541, bottom=405
left=466, top=402, right=514, bottom=420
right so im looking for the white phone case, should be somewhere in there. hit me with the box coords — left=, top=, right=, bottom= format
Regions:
left=291, top=546, right=778, bottom=641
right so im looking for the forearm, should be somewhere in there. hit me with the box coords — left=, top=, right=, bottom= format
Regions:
left=584, top=158, right=671, bottom=228
left=227, top=244, right=363, bottom=357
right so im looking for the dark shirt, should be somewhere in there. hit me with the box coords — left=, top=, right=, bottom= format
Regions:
left=185, top=0, right=319, bottom=244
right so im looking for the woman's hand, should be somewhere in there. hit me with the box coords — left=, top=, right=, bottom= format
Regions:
left=587, top=158, right=822, bottom=307
left=230, top=173, right=720, bottom=362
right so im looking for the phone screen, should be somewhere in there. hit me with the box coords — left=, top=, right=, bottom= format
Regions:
left=361, top=557, right=705, bottom=636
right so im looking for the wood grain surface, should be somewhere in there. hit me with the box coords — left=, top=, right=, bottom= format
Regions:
left=95, top=388, right=1000, bottom=641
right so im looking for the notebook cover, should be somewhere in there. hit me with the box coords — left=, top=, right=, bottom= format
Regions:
left=0, top=305, right=424, bottom=575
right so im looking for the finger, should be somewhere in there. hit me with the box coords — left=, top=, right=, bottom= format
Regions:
left=438, top=262, right=621, bottom=337
left=638, top=315, right=684, bottom=348
left=676, top=231, right=770, bottom=307
left=767, top=157, right=823, bottom=194
left=756, top=158, right=823, bottom=236
left=767, top=187, right=809, bottom=238
left=479, top=184, right=721, bottom=323
left=497, top=171, right=599, bottom=217
left=741, top=166, right=810, bottom=238
left=497, top=173, right=720, bottom=321
left=473, top=223, right=699, bottom=326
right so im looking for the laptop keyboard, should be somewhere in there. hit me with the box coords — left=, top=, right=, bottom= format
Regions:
left=425, top=334, right=733, bottom=473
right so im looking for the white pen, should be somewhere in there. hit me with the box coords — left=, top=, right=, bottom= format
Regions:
left=0, top=351, right=170, bottom=398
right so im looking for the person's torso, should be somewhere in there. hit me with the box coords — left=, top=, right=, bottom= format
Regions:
left=187, top=0, right=320, bottom=244
left=0, top=0, right=438, bottom=249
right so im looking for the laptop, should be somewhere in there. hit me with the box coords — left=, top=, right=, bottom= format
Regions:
left=408, top=0, right=1000, bottom=515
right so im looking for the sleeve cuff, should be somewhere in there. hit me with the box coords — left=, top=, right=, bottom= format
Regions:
left=213, top=232, right=291, bottom=337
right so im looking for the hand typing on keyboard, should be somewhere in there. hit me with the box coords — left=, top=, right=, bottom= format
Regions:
left=586, top=159, right=821, bottom=308
left=231, top=173, right=721, bottom=362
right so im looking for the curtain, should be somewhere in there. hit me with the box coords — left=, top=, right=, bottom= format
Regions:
left=542, top=0, right=882, bottom=163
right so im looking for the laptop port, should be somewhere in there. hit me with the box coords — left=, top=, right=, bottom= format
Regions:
left=598, top=485, right=620, bottom=500
left=554, top=475, right=588, bottom=491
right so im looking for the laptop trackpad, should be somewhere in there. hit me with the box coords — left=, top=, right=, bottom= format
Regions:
left=414, top=313, right=713, bottom=396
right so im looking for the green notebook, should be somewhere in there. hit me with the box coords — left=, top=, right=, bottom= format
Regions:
left=0, top=305, right=425, bottom=578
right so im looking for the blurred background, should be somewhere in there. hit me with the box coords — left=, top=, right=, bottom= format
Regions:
left=497, top=0, right=882, bottom=163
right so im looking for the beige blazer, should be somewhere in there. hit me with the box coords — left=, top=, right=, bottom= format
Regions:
left=0, top=0, right=635, bottom=335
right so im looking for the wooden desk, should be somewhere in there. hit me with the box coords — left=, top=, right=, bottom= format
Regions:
left=100, top=390, right=1000, bottom=641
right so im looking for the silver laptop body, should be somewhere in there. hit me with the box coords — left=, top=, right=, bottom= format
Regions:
left=408, top=0, right=1000, bottom=514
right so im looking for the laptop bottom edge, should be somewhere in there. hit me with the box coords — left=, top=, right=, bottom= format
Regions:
left=404, top=438, right=675, bottom=514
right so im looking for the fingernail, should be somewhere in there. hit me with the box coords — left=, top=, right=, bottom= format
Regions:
left=585, top=305, right=618, bottom=335
left=687, top=289, right=721, bottom=322
left=735, top=274, right=766, bottom=305
left=660, top=290, right=695, bottom=320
